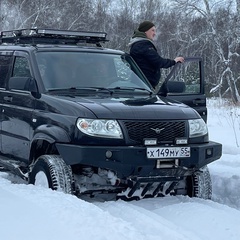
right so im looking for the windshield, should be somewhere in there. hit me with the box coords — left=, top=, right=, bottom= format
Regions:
left=35, top=51, right=152, bottom=92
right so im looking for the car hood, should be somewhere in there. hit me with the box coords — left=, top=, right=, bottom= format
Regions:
left=75, top=95, right=200, bottom=120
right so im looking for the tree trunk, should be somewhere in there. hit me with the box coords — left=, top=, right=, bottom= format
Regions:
left=226, top=73, right=238, bottom=104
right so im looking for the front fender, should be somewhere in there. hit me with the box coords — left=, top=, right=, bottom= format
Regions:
left=32, top=124, right=71, bottom=144
left=29, top=125, right=71, bottom=164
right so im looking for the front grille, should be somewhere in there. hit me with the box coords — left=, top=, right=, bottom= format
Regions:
left=122, top=120, right=186, bottom=144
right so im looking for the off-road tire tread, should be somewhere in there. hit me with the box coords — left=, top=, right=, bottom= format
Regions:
left=30, top=155, right=73, bottom=194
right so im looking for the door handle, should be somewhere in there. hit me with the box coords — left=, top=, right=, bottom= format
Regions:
left=3, top=96, right=13, bottom=102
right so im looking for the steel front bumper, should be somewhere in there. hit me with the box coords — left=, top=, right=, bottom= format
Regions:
left=56, top=141, right=222, bottom=178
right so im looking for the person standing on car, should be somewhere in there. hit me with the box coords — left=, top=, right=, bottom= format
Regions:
left=129, top=20, right=184, bottom=89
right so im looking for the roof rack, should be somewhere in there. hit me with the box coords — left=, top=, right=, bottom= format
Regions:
left=0, top=28, right=108, bottom=47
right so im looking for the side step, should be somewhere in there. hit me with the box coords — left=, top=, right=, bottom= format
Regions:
left=0, top=157, right=28, bottom=180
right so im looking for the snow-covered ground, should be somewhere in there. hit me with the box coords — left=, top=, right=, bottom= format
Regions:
left=0, top=98, right=240, bottom=240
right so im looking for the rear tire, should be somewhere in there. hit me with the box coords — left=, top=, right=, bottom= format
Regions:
left=29, top=155, right=73, bottom=194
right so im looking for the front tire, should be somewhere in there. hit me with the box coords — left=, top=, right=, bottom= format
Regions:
left=187, top=166, right=212, bottom=199
left=29, top=155, right=73, bottom=194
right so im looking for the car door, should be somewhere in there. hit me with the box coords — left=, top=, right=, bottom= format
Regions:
left=0, top=51, right=14, bottom=153
left=158, top=57, right=207, bottom=122
left=1, top=51, right=35, bottom=162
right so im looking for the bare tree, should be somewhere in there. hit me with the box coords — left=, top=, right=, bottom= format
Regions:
left=236, top=0, right=240, bottom=11
left=1, top=0, right=240, bottom=103
left=1, top=0, right=95, bottom=30
left=172, top=0, right=240, bottom=103
left=106, top=0, right=140, bottom=50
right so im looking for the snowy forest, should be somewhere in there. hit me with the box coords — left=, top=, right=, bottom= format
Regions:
left=1, top=0, right=239, bottom=103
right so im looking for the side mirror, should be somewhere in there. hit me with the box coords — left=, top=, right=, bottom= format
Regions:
left=9, top=77, right=38, bottom=93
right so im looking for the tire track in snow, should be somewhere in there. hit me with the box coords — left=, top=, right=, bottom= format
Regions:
left=128, top=196, right=240, bottom=240
left=95, top=200, right=202, bottom=240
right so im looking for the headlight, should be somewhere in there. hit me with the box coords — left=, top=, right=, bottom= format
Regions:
left=76, top=119, right=123, bottom=139
left=188, top=119, right=208, bottom=138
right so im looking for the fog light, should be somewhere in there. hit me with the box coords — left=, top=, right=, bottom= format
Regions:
left=106, top=150, right=113, bottom=158
left=206, top=148, right=212, bottom=156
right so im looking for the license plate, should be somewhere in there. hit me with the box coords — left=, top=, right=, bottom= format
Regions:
left=147, top=147, right=190, bottom=159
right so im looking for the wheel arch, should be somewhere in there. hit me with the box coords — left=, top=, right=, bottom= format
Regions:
left=29, top=125, right=71, bottom=164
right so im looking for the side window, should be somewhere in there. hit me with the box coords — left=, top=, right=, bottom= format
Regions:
left=9, top=56, right=32, bottom=91
left=166, top=61, right=201, bottom=94
left=12, top=57, right=31, bottom=77
left=0, top=55, right=13, bottom=88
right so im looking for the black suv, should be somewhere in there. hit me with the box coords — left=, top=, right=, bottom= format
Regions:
left=0, top=28, right=222, bottom=200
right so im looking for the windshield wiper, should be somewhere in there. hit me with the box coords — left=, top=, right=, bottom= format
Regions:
left=48, top=87, right=113, bottom=94
left=47, top=87, right=152, bottom=96
left=108, top=87, right=152, bottom=94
